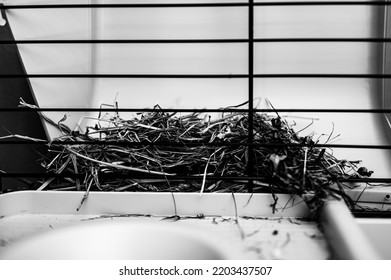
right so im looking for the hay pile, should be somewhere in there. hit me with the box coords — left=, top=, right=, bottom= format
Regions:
left=23, top=101, right=372, bottom=212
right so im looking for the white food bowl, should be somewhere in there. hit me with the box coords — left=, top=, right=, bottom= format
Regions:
left=0, top=220, right=241, bottom=260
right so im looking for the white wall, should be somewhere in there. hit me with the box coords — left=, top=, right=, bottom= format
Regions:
left=2, top=0, right=391, bottom=176
left=3, top=0, right=93, bottom=138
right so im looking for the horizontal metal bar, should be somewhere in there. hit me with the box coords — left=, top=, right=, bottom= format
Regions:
left=1, top=1, right=391, bottom=10
left=0, top=172, right=389, bottom=184
left=253, top=74, right=391, bottom=78
left=353, top=211, right=391, bottom=218
left=1, top=74, right=391, bottom=79
left=0, top=39, right=249, bottom=44
left=0, top=3, right=248, bottom=9
left=254, top=38, right=391, bottom=43
left=2, top=107, right=391, bottom=113
left=254, top=1, right=391, bottom=6
left=1, top=139, right=391, bottom=150
left=3, top=38, right=391, bottom=44
left=353, top=200, right=391, bottom=205
left=0, top=173, right=267, bottom=180
left=5, top=107, right=250, bottom=112
left=340, top=178, right=391, bottom=183
left=0, top=74, right=247, bottom=78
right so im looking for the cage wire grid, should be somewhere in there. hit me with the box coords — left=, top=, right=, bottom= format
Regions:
left=0, top=1, right=391, bottom=216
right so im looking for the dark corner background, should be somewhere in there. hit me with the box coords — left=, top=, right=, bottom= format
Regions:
left=0, top=6, right=48, bottom=193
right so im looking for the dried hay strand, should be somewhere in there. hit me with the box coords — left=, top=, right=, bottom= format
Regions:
left=20, top=100, right=373, bottom=213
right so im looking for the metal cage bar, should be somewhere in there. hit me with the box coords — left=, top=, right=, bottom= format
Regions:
left=0, top=1, right=391, bottom=188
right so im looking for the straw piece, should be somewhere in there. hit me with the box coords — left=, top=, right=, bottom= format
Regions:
left=65, top=147, right=175, bottom=176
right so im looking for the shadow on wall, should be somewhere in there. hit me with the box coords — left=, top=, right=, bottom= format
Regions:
left=0, top=8, right=47, bottom=192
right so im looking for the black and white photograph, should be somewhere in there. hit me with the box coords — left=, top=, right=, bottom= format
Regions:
left=0, top=0, right=390, bottom=278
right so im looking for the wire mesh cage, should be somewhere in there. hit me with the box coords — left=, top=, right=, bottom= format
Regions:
left=1, top=0, right=391, bottom=216
left=2, top=0, right=391, bottom=261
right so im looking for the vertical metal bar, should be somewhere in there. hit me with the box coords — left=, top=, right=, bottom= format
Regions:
left=247, top=0, right=254, bottom=192
left=383, top=1, right=391, bottom=128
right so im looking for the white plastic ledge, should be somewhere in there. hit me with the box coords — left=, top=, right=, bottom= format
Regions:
left=0, top=191, right=310, bottom=218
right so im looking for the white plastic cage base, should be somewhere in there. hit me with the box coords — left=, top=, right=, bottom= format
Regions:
left=1, top=191, right=388, bottom=259
left=0, top=191, right=310, bottom=217
left=0, top=191, right=333, bottom=260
